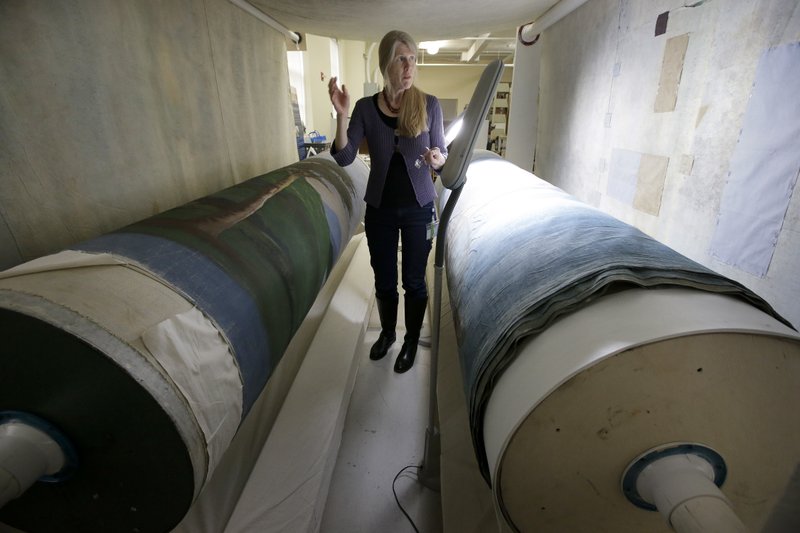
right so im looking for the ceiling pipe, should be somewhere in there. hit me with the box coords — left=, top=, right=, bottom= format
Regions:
left=518, top=0, right=591, bottom=44
left=461, top=33, right=491, bottom=62
left=506, top=0, right=590, bottom=170
left=418, top=63, right=514, bottom=68
left=228, top=0, right=301, bottom=44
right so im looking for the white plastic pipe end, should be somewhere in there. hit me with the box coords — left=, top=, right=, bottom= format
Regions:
left=637, top=454, right=723, bottom=514
left=0, top=421, right=65, bottom=508
left=636, top=454, right=747, bottom=533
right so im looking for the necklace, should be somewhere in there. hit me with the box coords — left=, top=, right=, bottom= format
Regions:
left=383, top=89, right=401, bottom=114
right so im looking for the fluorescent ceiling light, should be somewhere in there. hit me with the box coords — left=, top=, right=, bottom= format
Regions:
left=420, top=41, right=443, bottom=55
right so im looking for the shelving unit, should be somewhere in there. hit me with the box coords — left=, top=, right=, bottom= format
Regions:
left=488, top=82, right=510, bottom=157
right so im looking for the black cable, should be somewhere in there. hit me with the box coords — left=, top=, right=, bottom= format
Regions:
left=392, top=464, right=422, bottom=533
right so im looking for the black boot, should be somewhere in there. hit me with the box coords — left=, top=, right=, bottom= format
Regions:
left=370, top=297, right=397, bottom=360
left=394, top=297, right=427, bottom=373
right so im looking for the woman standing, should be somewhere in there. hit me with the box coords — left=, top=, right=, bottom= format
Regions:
left=328, top=30, right=447, bottom=373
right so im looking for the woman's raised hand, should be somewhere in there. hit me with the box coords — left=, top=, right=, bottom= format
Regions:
left=328, top=76, right=350, bottom=116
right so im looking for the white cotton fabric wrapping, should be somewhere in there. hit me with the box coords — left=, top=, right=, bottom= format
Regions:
left=0, top=250, right=126, bottom=279
left=0, top=249, right=243, bottom=483
left=141, top=308, right=242, bottom=477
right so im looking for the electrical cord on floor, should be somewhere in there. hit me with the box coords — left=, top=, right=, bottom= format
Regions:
left=392, top=464, right=422, bottom=533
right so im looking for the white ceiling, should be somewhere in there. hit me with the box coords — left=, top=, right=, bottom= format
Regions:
left=247, top=0, right=562, bottom=64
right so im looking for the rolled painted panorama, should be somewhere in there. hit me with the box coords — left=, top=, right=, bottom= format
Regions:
left=443, top=151, right=793, bottom=483
left=0, top=153, right=367, bottom=533
left=75, top=154, right=364, bottom=415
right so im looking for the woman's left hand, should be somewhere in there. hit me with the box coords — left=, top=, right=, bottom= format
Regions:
left=422, top=147, right=446, bottom=170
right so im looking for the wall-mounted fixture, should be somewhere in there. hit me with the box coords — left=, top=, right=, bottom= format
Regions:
left=228, top=0, right=301, bottom=46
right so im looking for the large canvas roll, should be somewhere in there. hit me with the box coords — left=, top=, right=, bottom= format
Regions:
left=483, top=288, right=800, bottom=531
left=443, top=151, right=799, bottom=530
left=0, top=154, right=367, bottom=533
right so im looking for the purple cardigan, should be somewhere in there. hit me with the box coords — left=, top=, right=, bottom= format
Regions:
left=332, top=93, right=448, bottom=208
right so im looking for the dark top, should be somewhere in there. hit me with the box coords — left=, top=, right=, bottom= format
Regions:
left=374, top=95, right=417, bottom=208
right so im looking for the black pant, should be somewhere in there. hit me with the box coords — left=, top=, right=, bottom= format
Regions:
left=365, top=203, right=434, bottom=301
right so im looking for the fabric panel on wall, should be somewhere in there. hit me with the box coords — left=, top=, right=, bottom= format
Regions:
left=709, top=42, right=800, bottom=277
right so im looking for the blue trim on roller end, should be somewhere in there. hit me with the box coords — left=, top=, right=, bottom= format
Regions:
left=621, top=442, right=727, bottom=511
left=0, top=410, right=79, bottom=482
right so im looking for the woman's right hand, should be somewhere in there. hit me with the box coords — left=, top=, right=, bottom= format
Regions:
left=328, top=76, right=349, bottom=116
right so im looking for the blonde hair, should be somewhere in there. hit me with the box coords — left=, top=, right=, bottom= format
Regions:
left=378, top=30, right=428, bottom=138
